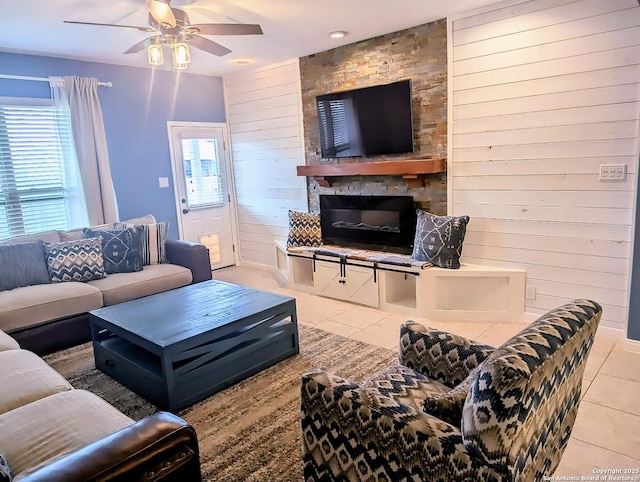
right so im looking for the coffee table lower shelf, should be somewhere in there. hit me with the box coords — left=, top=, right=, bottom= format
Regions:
left=92, top=320, right=298, bottom=412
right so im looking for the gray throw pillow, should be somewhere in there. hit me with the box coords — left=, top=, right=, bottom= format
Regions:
left=0, top=240, right=50, bottom=291
left=0, top=453, right=12, bottom=482
left=411, top=210, right=470, bottom=269
left=83, top=227, right=144, bottom=274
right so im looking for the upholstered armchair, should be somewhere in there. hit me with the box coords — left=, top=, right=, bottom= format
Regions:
left=301, top=299, right=602, bottom=481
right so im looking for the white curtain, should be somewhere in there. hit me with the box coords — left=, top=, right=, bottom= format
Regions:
left=53, top=76, right=119, bottom=224
left=48, top=78, right=89, bottom=229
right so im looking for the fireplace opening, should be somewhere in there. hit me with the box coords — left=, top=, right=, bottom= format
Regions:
left=319, top=195, right=416, bottom=254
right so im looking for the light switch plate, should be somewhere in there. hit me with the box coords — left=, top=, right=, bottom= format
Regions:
left=158, top=177, right=169, bottom=188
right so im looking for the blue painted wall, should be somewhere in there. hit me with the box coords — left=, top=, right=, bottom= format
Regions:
left=0, top=52, right=226, bottom=239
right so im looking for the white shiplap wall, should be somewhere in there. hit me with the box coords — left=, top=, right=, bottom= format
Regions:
left=224, top=59, right=308, bottom=267
left=448, top=0, right=640, bottom=331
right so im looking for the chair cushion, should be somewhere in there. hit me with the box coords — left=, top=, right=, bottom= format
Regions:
left=0, top=390, right=134, bottom=478
left=461, top=299, right=602, bottom=480
left=362, top=364, right=450, bottom=411
left=0, top=350, right=73, bottom=414
left=422, top=365, right=482, bottom=426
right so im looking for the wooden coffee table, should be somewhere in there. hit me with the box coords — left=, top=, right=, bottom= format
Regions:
left=89, top=280, right=299, bottom=412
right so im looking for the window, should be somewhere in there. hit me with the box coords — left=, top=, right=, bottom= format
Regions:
left=0, top=98, right=87, bottom=240
left=181, top=138, right=224, bottom=208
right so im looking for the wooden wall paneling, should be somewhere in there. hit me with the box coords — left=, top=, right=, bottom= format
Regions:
left=449, top=0, right=640, bottom=332
left=224, top=59, right=308, bottom=267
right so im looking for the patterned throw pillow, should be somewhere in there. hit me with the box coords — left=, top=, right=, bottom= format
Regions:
left=411, top=210, right=470, bottom=269
left=84, top=227, right=144, bottom=274
left=114, top=221, right=168, bottom=265
left=45, top=237, right=107, bottom=283
left=0, top=241, right=50, bottom=291
left=0, top=453, right=12, bottom=482
left=287, top=211, right=322, bottom=248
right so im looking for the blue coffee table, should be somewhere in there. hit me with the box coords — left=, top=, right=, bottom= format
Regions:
left=89, top=280, right=299, bottom=412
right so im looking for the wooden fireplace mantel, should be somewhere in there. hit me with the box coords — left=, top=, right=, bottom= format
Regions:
left=296, top=159, right=446, bottom=187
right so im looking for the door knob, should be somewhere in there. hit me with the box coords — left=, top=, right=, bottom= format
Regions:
left=181, top=198, right=187, bottom=204
left=182, top=208, right=189, bottom=214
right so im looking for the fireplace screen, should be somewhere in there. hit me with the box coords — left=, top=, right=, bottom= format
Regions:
left=320, top=195, right=416, bottom=252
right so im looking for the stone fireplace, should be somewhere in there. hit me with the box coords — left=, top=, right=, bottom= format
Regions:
left=299, top=18, right=448, bottom=216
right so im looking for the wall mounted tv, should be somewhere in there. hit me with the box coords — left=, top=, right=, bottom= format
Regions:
left=316, top=79, right=414, bottom=159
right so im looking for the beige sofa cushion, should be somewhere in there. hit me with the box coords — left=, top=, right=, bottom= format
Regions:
left=0, top=350, right=72, bottom=414
left=88, top=263, right=192, bottom=306
left=0, top=230, right=61, bottom=245
left=0, top=390, right=134, bottom=478
left=0, top=283, right=103, bottom=333
left=0, top=330, right=19, bottom=352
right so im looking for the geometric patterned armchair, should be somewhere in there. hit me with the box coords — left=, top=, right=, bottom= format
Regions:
left=301, top=299, right=602, bottom=481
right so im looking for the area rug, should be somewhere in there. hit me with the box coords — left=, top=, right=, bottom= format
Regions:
left=44, top=324, right=397, bottom=482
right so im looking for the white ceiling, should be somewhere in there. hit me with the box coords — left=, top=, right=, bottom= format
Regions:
left=0, top=0, right=505, bottom=76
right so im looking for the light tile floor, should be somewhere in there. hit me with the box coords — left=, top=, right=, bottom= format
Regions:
left=213, top=265, right=640, bottom=477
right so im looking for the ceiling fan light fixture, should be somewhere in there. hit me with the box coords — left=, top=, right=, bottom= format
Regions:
left=148, top=44, right=164, bottom=66
left=146, top=0, right=177, bottom=29
left=172, top=42, right=191, bottom=70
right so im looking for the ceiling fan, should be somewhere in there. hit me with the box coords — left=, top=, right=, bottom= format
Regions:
left=64, top=0, right=263, bottom=67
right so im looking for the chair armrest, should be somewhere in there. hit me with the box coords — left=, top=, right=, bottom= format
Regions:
left=19, top=412, right=201, bottom=482
left=301, top=369, right=501, bottom=481
left=399, top=321, right=495, bottom=387
left=165, top=239, right=212, bottom=283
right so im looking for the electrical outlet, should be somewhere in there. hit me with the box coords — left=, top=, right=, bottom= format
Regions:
left=599, top=164, right=627, bottom=181
left=525, top=285, right=536, bottom=300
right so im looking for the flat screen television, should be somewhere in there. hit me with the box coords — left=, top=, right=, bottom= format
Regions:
left=316, top=79, right=414, bottom=159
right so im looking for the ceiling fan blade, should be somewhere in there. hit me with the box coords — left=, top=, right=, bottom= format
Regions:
left=188, top=35, right=232, bottom=57
left=189, top=23, right=263, bottom=36
left=146, top=0, right=177, bottom=29
left=64, top=20, right=154, bottom=32
left=124, top=36, right=163, bottom=54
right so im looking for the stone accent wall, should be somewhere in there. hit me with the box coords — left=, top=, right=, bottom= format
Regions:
left=299, top=19, right=448, bottom=214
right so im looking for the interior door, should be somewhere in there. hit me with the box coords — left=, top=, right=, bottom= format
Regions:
left=168, top=123, right=236, bottom=270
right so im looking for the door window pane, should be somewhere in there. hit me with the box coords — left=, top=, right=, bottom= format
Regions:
left=181, top=138, right=224, bottom=208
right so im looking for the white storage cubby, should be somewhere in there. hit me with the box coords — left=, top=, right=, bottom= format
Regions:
left=273, top=240, right=526, bottom=321
left=379, top=270, right=418, bottom=314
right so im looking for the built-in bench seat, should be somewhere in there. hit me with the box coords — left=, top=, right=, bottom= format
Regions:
left=274, top=240, right=525, bottom=322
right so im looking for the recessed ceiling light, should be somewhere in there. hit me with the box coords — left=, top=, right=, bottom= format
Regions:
left=330, top=31, right=347, bottom=39
left=232, top=58, right=254, bottom=65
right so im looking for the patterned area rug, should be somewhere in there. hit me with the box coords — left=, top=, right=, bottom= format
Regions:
left=44, top=324, right=397, bottom=482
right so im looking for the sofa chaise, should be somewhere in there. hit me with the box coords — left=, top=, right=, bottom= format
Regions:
left=0, top=328, right=201, bottom=481
left=0, top=214, right=212, bottom=355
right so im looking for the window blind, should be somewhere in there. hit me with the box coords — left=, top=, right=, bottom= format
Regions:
left=0, top=102, right=87, bottom=240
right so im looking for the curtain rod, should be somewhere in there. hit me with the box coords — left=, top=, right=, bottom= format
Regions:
left=0, top=74, right=112, bottom=87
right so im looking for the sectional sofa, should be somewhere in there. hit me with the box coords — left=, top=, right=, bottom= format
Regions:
left=0, top=328, right=201, bottom=481
left=0, top=214, right=212, bottom=355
